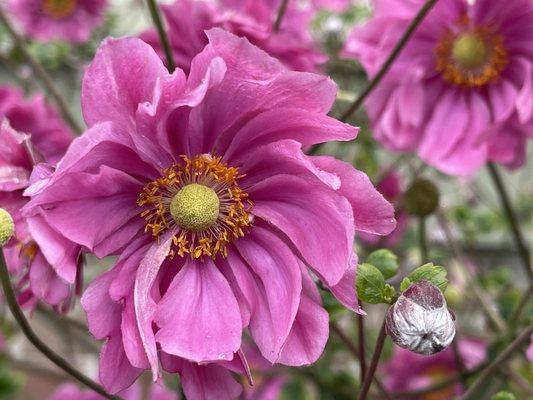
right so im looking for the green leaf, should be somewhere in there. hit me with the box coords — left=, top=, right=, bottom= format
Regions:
left=407, top=263, right=448, bottom=292
left=367, top=249, right=399, bottom=280
left=381, top=284, right=396, bottom=304
left=400, top=277, right=411, bottom=292
left=356, top=263, right=386, bottom=304
left=491, top=391, right=516, bottom=400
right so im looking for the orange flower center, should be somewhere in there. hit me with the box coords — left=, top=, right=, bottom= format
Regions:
left=137, top=154, right=253, bottom=260
left=42, top=0, right=77, bottom=20
left=435, top=20, right=508, bottom=87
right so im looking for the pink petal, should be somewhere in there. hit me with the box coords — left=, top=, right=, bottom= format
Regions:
left=180, top=361, right=242, bottom=400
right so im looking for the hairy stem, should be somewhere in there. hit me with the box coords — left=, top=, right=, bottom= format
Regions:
left=0, top=7, right=83, bottom=134
left=146, top=0, right=175, bottom=72
left=357, top=313, right=366, bottom=382
left=0, top=251, right=121, bottom=400
left=339, top=0, right=438, bottom=122
left=487, top=163, right=532, bottom=280
left=273, top=0, right=290, bottom=32
left=358, top=320, right=387, bottom=400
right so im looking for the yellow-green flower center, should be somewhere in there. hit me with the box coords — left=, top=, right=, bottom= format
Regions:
left=451, top=33, right=487, bottom=70
left=170, top=183, right=220, bottom=232
left=0, top=208, right=14, bottom=247
left=42, top=0, right=77, bottom=19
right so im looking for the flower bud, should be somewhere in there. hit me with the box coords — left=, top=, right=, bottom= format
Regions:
left=386, top=280, right=455, bottom=355
left=0, top=208, right=15, bottom=247
left=403, top=179, right=439, bottom=217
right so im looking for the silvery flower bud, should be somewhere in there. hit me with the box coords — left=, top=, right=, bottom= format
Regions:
left=0, top=208, right=14, bottom=247
left=386, top=280, right=455, bottom=355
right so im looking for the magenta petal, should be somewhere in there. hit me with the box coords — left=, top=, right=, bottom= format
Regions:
left=121, top=296, right=150, bottom=369
left=82, top=37, right=168, bottom=129
left=235, top=226, right=302, bottom=362
left=99, top=333, right=144, bottom=394
left=29, top=252, right=70, bottom=306
left=516, top=57, right=533, bottom=123
left=278, top=270, right=329, bottom=366
left=329, top=256, right=364, bottom=314
left=311, top=156, right=396, bottom=236
left=249, top=174, right=354, bottom=286
left=180, top=361, right=242, bottom=400
left=134, top=234, right=174, bottom=379
left=155, top=257, right=242, bottom=363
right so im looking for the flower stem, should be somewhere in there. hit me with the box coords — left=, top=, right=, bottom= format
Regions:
left=459, top=322, right=533, bottom=400
left=418, top=216, right=428, bottom=264
left=146, top=0, right=175, bottom=72
left=487, top=162, right=532, bottom=280
left=0, top=251, right=122, bottom=400
left=330, top=322, right=392, bottom=400
left=273, top=0, right=290, bottom=32
left=0, top=7, right=83, bottom=134
left=357, top=313, right=366, bottom=382
left=358, top=319, right=387, bottom=400
left=340, top=0, right=438, bottom=122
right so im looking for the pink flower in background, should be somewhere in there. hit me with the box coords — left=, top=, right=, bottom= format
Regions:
left=242, top=343, right=286, bottom=400
left=49, top=381, right=177, bottom=400
left=140, top=0, right=326, bottom=73
left=0, top=86, right=80, bottom=312
left=381, top=338, right=486, bottom=399
left=10, top=0, right=107, bottom=43
left=343, top=0, right=533, bottom=176
left=359, top=171, right=408, bottom=247
left=312, top=0, right=355, bottom=12
left=24, top=28, right=395, bottom=397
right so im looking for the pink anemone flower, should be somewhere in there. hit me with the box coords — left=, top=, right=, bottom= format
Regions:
left=0, top=86, right=80, bottom=312
left=9, top=0, right=107, bottom=43
left=48, top=381, right=177, bottom=400
left=140, top=0, right=326, bottom=73
left=343, top=0, right=533, bottom=176
left=24, top=29, right=395, bottom=397
left=381, top=338, right=487, bottom=399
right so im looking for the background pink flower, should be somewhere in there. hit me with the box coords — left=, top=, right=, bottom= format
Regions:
left=343, top=0, right=533, bottom=176
left=140, top=0, right=326, bottom=73
left=48, top=381, right=177, bottom=400
left=0, top=86, right=80, bottom=312
left=381, top=338, right=487, bottom=399
left=25, top=29, right=395, bottom=397
left=10, top=0, right=107, bottom=43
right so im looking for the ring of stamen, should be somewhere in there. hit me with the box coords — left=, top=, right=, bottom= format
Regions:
left=137, top=155, right=253, bottom=260
left=42, top=0, right=78, bottom=19
left=435, top=19, right=508, bottom=87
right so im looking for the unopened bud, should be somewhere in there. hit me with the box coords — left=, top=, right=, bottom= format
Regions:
left=386, top=280, right=455, bottom=355
left=0, top=208, right=15, bottom=247
left=403, top=179, right=439, bottom=217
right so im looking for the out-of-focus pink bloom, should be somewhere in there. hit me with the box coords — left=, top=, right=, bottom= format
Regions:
left=10, top=0, right=107, bottom=43
left=140, top=0, right=326, bottom=73
left=359, top=171, right=408, bottom=247
left=243, top=343, right=286, bottom=400
left=527, top=335, right=533, bottom=363
left=48, top=382, right=177, bottom=400
left=0, top=86, right=80, bottom=312
left=381, top=338, right=486, bottom=399
left=312, top=0, right=355, bottom=12
left=24, top=29, right=395, bottom=397
left=343, top=0, right=533, bottom=176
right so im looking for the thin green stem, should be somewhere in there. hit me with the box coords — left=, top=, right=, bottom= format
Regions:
left=146, top=0, right=175, bottom=72
left=487, top=162, right=532, bottom=280
left=459, top=323, right=533, bottom=400
left=358, top=319, right=387, bottom=400
left=0, top=250, right=122, bottom=400
left=339, top=0, right=438, bottom=122
left=357, top=313, right=366, bottom=383
left=0, top=7, right=83, bottom=134
left=329, top=322, right=392, bottom=400
left=418, top=216, right=428, bottom=264
left=273, top=0, right=290, bottom=32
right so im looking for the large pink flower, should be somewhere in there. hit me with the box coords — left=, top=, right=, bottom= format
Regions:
left=10, top=0, right=107, bottom=43
left=343, top=0, right=533, bottom=176
left=140, top=0, right=326, bottom=73
left=48, top=382, right=176, bottom=400
left=381, top=338, right=486, bottom=399
left=0, top=86, right=80, bottom=311
left=24, top=29, right=395, bottom=397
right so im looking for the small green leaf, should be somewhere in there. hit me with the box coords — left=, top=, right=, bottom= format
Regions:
left=356, top=263, right=386, bottom=304
left=400, top=277, right=411, bottom=292
left=381, top=284, right=396, bottom=304
left=408, top=263, right=448, bottom=292
left=491, top=391, right=516, bottom=400
left=367, top=249, right=399, bottom=280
